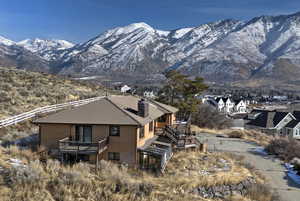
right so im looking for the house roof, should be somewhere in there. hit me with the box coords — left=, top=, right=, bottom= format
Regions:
left=34, top=95, right=177, bottom=126
left=234, top=99, right=243, bottom=105
left=293, top=111, right=300, bottom=120
left=285, top=120, right=300, bottom=128
left=215, top=97, right=231, bottom=103
left=246, top=110, right=290, bottom=128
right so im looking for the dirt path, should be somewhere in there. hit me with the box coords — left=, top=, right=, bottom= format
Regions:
left=198, top=133, right=300, bottom=201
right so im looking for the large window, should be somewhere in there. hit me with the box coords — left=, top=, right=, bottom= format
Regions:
left=108, top=152, right=120, bottom=161
left=139, top=126, right=145, bottom=138
left=109, top=125, right=120, bottom=136
left=75, top=125, right=92, bottom=143
left=157, top=115, right=167, bottom=123
left=149, top=121, right=154, bottom=132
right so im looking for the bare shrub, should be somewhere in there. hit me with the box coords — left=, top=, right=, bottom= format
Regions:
left=227, top=130, right=245, bottom=138
left=9, top=160, right=45, bottom=187
left=191, top=104, right=232, bottom=129
left=265, top=137, right=300, bottom=161
left=246, top=183, right=282, bottom=201
left=99, top=160, right=153, bottom=196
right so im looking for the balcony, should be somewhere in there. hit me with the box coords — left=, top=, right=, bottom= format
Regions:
left=59, top=137, right=108, bottom=154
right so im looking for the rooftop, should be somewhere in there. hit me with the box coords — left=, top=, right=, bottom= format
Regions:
left=34, top=95, right=178, bottom=126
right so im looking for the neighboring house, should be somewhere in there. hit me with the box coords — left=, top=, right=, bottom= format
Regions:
left=234, top=100, right=247, bottom=113
left=215, top=97, right=234, bottom=113
left=245, top=109, right=296, bottom=135
left=120, top=85, right=131, bottom=93
left=282, top=120, right=300, bottom=140
left=215, top=98, right=225, bottom=112
left=143, top=91, right=156, bottom=99
left=34, top=95, right=178, bottom=171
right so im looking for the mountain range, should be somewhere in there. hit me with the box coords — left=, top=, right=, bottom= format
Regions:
left=2, top=11, right=300, bottom=84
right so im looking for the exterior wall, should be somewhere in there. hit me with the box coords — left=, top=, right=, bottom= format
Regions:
left=40, top=124, right=72, bottom=150
left=137, top=122, right=155, bottom=147
left=156, top=113, right=176, bottom=129
left=40, top=123, right=139, bottom=165
left=235, top=101, right=247, bottom=113
left=282, top=124, right=300, bottom=140
left=106, top=126, right=138, bottom=165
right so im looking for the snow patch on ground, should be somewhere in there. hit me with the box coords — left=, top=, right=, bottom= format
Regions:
left=252, top=147, right=268, bottom=156
left=285, top=163, right=300, bottom=185
left=9, top=158, right=26, bottom=168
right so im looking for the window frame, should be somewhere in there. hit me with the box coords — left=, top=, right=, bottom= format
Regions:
left=75, top=125, right=92, bottom=143
left=139, top=126, right=145, bottom=138
left=108, top=152, right=120, bottom=161
left=109, top=125, right=120, bottom=136
left=149, top=121, right=154, bottom=132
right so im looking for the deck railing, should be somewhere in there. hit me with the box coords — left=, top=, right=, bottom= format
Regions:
left=59, top=137, right=108, bottom=154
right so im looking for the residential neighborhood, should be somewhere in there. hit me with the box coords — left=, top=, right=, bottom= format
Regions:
left=1, top=1, right=300, bottom=201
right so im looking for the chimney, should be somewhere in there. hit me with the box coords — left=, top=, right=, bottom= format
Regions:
left=138, top=99, right=149, bottom=117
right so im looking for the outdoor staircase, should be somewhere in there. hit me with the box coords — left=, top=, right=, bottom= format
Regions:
left=164, top=126, right=179, bottom=143
left=163, top=125, right=201, bottom=150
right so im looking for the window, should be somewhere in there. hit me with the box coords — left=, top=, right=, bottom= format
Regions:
left=109, top=125, right=120, bottom=136
left=157, top=115, right=167, bottom=123
left=149, top=121, right=153, bottom=132
left=108, top=152, right=120, bottom=161
left=139, top=126, right=145, bottom=138
left=75, top=125, right=92, bottom=142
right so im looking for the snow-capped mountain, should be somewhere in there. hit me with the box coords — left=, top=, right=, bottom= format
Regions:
left=2, top=11, right=300, bottom=83
left=17, top=38, right=74, bottom=61
left=0, top=41, right=50, bottom=72
left=55, top=12, right=300, bottom=82
left=0, top=36, right=15, bottom=46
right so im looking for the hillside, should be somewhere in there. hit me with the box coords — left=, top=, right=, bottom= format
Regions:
left=0, top=67, right=106, bottom=119
left=0, top=147, right=278, bottom=201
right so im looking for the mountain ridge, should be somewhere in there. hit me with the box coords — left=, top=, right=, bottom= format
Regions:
left=2, top=11, right=300, bottom=84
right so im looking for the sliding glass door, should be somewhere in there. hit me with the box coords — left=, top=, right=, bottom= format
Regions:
left=75, top=125, right=92, bottom=143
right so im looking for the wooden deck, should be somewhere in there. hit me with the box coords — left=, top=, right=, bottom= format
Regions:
left=59, top=137, right=108, bottom=154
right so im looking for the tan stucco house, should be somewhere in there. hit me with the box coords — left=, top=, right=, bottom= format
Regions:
left=34, top=95, right=178, bottom=170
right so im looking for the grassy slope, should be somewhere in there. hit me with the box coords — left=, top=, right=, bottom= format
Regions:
left=0, top=147, right=272, bottom=201
left=0, top=67, right=107, bottom=119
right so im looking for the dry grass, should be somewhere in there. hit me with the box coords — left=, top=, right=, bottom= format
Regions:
left=0, top=146, right=270, bottom=201
left=0, top=67, right=107, bottom=119
left=191, top=125, right=273, bottom=146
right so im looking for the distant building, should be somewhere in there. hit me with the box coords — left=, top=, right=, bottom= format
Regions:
left=203, top=95, right=248, bottom=114
left=273, top=95, right=288, bottom=101
left=245, top=109, right=296, bottom=135
left=120, top=85, right=131, bottom=93
left=282, top=120, right=300, bottom=140
left=143, top=91, right=156, bottom=99
left=215, top=97, right=234, bottom=113
left=234, top=100, right=247, bottom=113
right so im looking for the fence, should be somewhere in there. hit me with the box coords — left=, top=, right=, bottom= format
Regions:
left=0, top=96, right=104, bottom=128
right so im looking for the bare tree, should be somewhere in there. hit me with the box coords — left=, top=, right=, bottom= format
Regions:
left=191, top=104, right=232, bottom=129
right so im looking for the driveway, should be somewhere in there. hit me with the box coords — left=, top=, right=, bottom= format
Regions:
left=198, top=133, right=300, bottom=201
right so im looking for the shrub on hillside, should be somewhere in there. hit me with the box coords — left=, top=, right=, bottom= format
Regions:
left=226, top=130, right=245, bottom=138
left=265, top=137, right=300, bottom=161
left=191, top=104, right=232, bottom=129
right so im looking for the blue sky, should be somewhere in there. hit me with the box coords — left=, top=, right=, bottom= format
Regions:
left=0, top=0, right=300, bottom=43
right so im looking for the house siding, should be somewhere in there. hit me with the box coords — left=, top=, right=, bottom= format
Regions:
left=40, top=124, right=72, bottom=149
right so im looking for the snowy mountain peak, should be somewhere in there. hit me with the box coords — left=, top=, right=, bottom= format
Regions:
left=17, top=38, right=74, bottom=61
left=17, top=38, right=74, bottom=52
left=0, top=36, right=15, bottom=46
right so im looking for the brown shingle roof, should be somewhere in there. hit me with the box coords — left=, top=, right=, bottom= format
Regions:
left=34, top=95, right=176, bottom=126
